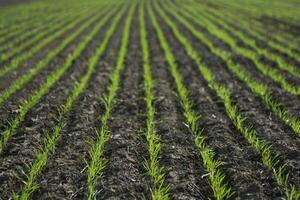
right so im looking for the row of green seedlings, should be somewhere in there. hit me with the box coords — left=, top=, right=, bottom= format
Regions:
left=139, top=2, right=170, bottom=199
left=155, top=1, right=300, bottom=199
left=0, top=8, right=84, bottom=63
left=0, top=4, right=115, bottom=107
left=208, top=0, right=300, bottom=50
left=148, top=1, right=234, bottom=200
left=232, top=0, right=300, bottom=54
left=0, top=4, right=61, bottom=37
left=164, top=0, right=300, bottom=138
left=86, top=2, right=135, bottom=200
left=0, top=0, right=96, bottom=28
left=197, top=0, right=300, bottom=65
left=0, top=0, right=66, bottom=25
left=0, top=4, right=82, bottom=53
left=211, top=0, right=300, bottom=24
left=195, top=4, right=300, bottom=78
left=0, top=4, right=74, bottom=47
left=12, top=4, right=126, bottom=199
left=250, top=21, right=300, bottom=56
left=177, top=1, right=300, bottom=95
left=233, top=11, right=300, bottom=63
left=0, top=0, right=114, bottom=47
left=0, top=4, right=102, bottom=77
left=0, top=15, right=35, bottom=34
left=199, top=3, right=300, bottom=73
left=0, top=13, right=51, bottom=46
left=0, top=4, right=118, bottom=155
left=0, top=4, right=101, bottom=77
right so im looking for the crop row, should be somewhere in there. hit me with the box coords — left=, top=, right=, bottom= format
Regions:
left=0, top=3, right=81, bottom=45
left=139, top=2, right=170, bottom=199
left=0, top=5, right=59, bottom=36
left=197, top=7, right=300, bottom=78
left=0, top=0, right=98, bottom=30
left=203, top=0, right=300, bottom=22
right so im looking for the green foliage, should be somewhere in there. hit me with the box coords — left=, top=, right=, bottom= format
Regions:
left=139, top=2, right=170, bottom=199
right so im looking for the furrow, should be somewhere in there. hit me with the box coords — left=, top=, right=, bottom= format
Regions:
left=222, top=6, right=300, bottom=59
left=146, top=6, right=213, bottom=200
left=0, top=2, right=118, bottom=199
left=165, top=0, right=300, bottom=190
left=98, top=8, right=149, bottom=199
left=0, top=17, right=72, bottom=64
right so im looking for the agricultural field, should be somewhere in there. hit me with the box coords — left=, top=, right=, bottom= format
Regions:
left=0, top=0, right=299, bottom=199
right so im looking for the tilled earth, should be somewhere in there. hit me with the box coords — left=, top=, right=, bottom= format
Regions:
left=0, top=0, right=300, bottom=200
